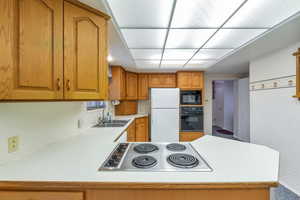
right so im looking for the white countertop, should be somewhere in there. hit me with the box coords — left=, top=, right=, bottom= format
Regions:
left=0, top=114, right=279, bottom=184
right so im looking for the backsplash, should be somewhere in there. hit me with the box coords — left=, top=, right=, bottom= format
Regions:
left=138, top=100, right=151, bottom=114
left=0, top=101, right=113, bottom=165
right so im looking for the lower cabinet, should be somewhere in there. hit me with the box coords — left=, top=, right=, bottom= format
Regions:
left=0, top=191, right=83, bottom=200
left=126, top=116, right=149, bottom=142
left=126, top=119, right=136, bottom=142
left=135, top=117, right=149, bottom=142
left=86, top=188, right=270, bottom=200
left=179, top=132, right=204, bottom=142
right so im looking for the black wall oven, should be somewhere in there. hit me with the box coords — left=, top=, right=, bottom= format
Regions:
left=180, top=107, right=204, bottom=132
left=180, top=90, right=202, bottom=105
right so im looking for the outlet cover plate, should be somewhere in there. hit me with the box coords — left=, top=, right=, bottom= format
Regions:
left=8, top=136, right=19, bottom=153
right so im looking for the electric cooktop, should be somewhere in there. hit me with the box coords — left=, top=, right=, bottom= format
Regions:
left=99, top=143, right=212, bottom=172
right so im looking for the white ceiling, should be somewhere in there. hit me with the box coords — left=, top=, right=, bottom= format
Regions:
left=104, top=0, right=300, bottom=72
left=79, top=0, right=300, bottom=74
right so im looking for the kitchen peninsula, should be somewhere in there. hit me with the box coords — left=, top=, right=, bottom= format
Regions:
left=0, top=117, right=279, bottom=200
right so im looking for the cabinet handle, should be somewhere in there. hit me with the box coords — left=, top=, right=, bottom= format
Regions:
left=57, top=78, right=61, bottom=91
left=66, top=80, right=71, bottom=91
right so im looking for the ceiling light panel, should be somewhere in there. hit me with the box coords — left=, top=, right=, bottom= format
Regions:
left=224, top=0, right=300, bottom=28
left=171, top=0, right=245, bottom=28
left=135, top=60, right=160, bottom=69
left=194, top=49, right=233, bottom=59
left=160, top=61, right=185, bottom=69
left=121, top=29, right=167, bottom=48
left=185, top=60, right=215, bottom=69
left=130, top=49, right=162, bottom=60
left=163, top=49, right=197, bottom=60
left=204, top=29, right=267, bottom=48
left=107, top=0, right=174, bottom=28
left=166, top=29, right=216, bottom=48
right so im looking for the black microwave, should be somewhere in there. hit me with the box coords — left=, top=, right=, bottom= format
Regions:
left=180, top=90, right=202, bottom=105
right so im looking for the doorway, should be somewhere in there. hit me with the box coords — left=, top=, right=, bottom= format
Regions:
left=212, top=80, right=235, bottom=139
left=211, top=78, right=250, bottom=142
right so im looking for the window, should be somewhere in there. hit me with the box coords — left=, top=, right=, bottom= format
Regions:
left=86, top=101, right=106, bottom=111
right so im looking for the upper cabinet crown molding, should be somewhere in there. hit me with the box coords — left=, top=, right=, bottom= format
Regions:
left=0, top=0, right=109, bottom=101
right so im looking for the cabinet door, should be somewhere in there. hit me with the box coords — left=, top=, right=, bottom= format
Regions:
left=115, top=100, right=137, bottom=115
left=148, top=74, right=161, bottom=88
left=138, top=74, right=149, bottom=100
left=126, top=72, right=138, bottom=100
left=162, top=74, right=176, bottom=88
left=191, top=72, right=204, bottom=89
left=0, top=0, right=63, bottom=100
left=127, top=120, right=136, bottom=142
left=64, top=1, right=108, bottom=100
left=179, top=132, right=204, bottom=142
left=109, top=66, right=126, bottom=100
left=135, top=117, right=149, bottom=141
left=0, top=191, right=83, bottom=200
left=177, top=72, right=192, bottom=89
left=149, top=74, right=176, bottom=88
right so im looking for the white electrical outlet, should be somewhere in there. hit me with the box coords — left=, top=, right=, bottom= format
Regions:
left=8, top=136, right=19, bottom=153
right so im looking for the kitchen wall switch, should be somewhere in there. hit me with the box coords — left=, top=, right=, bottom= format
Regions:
left=8, top=136, right=19, bottom=153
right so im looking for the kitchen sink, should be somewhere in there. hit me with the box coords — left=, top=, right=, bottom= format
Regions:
left=93, top=120, right=129, bottom=128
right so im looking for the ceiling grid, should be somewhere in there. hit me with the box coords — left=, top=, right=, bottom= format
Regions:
left=105, top=0, right=300, bottom=71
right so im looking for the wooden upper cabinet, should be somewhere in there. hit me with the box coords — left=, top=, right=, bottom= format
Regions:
left=148, top=74, right=176, bottom=88
left=64, top=1, right=108, bottom=100
left=126, top=72, right=138, bottom=100
left=177, top=71, right=204, bottom=89
left=138, top=74, right=149, bottom=100
left=109, top=66, right=126, bottom=100
left=0, top=0, right=109, bottom=101
left=0, top=0, right=63, bottom=100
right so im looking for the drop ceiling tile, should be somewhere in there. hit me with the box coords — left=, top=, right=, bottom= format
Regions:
left=166, top=29, right=216, bottom=48
left=160, top=60, right=187, bottom=68
left=171, top=0, right=245, bottom=28
left=204, top=29, right=267, bottom=48
left=163, top=49, right=197, bottom=60
left=194, top=49, right=234, bottom=59
left=185, top=60, right=215, bottom=69
left=224, top=0, right=300, bottom=28
left=121, top=29, right=167, bottom=48
left=130, top=49, right=162, bottom=60
left=135, top=60, right=160, bottom=69
left=107, top=0, right=174, bottom=27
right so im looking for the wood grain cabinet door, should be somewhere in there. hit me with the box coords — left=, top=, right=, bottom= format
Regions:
left=148, top=74, right=161, bottom=88
left=162, top=74, right=176, bottom=88
left=135, top=117, right=149, bottom=142
left=127, top=120, right=136, bottom=142
left=177, top=72, right=192, bottom=89
left=109, top=66, right=126, bottom=100
left=126, top=72, right=138, bottom=100
left=0, top=0, right=63, bottom=100
left=191, top=72, right=203, bottom=89
left=64, top=1, right=108, bottom=100
left=138, top=74, right=149, bottom=100
left=0, top=191, right=83, bottom=200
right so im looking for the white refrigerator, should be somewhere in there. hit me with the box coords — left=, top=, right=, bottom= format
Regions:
left=151, top=88, right=180, bottom=142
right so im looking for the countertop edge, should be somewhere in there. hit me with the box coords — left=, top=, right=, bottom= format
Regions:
left=0, top=180, right=278, bottom=190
